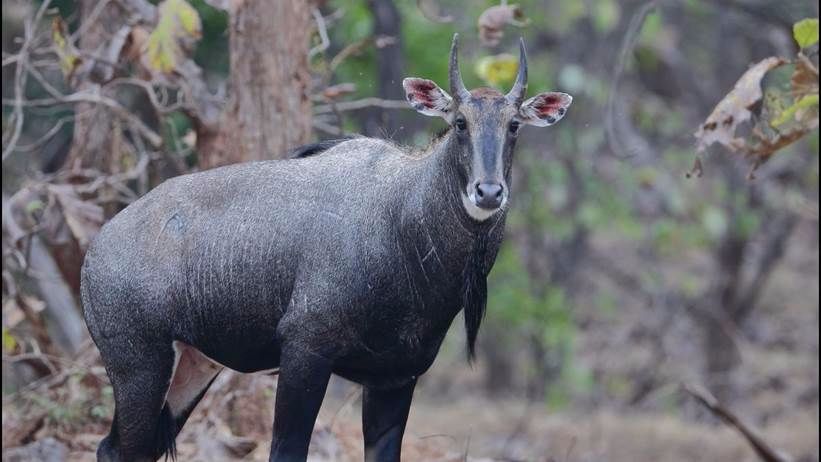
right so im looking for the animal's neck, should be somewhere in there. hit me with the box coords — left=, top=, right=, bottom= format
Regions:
left=400, top=132, right=506, bottom=358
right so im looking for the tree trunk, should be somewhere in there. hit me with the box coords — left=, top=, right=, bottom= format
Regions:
left=360, top=0, right=407, bottom=140
left=64, top=0, right=130, bottom=173
left=197, top=1, right=313, bottom=168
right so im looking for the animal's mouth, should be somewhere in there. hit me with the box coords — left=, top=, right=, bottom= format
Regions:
left=461, top=191, right=507, bottom=221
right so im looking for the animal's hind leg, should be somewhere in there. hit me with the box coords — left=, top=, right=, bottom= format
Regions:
left=96, top=342, right=176, bottom=462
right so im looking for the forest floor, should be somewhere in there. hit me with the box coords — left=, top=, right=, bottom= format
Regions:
left=2, top=225, right=818, bottom=462
left=3, top=385, right=818, bottom=461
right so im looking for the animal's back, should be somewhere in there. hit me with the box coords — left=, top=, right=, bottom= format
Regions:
left=81, top=138, right=418, bottom=369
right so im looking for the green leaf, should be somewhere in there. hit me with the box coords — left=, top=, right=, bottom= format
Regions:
left=2, top=328, right=17, bottom=353
left=25, top=199, right=45, bottom=214
left=793, top=18, right=819, bottom=49
left=146, top=0, right=202, bottom=74
left=772, top=94, right=819, bottom=127
left=474, top=54, right=519, bottom=88
left=51, top=18, right=80, bottom=78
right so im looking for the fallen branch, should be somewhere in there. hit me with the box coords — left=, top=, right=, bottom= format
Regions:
left=682, top=383, right=793, bottom=462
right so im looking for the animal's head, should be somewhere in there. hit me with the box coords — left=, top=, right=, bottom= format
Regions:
left=403, top=34, right=572, bottom=221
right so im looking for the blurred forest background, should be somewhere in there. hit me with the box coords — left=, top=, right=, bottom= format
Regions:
left=1, top=0, right=819, bottom=461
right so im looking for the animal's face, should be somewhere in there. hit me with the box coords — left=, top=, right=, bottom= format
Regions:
left=403, top=36, right=572, bottom=221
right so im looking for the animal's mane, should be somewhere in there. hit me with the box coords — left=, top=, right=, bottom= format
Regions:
left=287, top=136, right=358, bottom=159
left=403, top=126, right=452, bottom=159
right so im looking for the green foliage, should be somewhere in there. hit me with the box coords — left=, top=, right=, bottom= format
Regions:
left=487, top=243, right=587, bottom=404
left=474, top=54, right=519, bottom=88
left=773, top=94, right=819, bottom=127
left=2, top=327, right=16, bottom=353
left=191, top=0, right=229, bottom=74
left=793, top=18, right=819, bottom=49
left=591, top=0, right=621, bottom=34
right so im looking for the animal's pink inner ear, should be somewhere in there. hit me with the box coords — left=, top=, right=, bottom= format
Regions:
left=531, top=93, right=572, bottom=119
left=403, top=78, right=452, bottom=117
left=406, top=79, right=439, bottom=109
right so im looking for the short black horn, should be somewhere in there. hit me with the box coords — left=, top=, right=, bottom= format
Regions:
left=506, top=38, right=528, bottom=105
left=449, top=34, right=471, bottom=102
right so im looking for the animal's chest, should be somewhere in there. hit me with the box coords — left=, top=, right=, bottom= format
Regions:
left=332, top=316, right=451, bottom=388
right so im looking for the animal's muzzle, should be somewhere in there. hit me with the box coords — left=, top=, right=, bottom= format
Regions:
left=473, top=181, right=504, bottom=210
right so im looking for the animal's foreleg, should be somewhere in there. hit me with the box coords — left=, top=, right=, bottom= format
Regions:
left=362, top=379, right=417, bottom=462
left=269, top=343, right=332, bottom=462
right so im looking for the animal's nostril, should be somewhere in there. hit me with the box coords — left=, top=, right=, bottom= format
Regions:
left=475, top=182, right=504, bottom=209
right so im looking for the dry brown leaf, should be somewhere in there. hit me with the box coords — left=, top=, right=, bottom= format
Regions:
left=695, top=57, right=786, bottom=153
left=2, top=298, right=25, bottom=328
left=48, top=185, right=104, bottom=250
left=322, top=83, right=357, bottom=100
left=791, top=53, right=819, bottom=100
left=478, top=4, right=529, bottom=47
left=750, top=125, right=816, bottom=160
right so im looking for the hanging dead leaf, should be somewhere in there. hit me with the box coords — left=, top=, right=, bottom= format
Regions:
left=48, top=185, right=104, bottom=250
left=694, top=57, right=786, bottom=153
left=478, top=4, right=529, bottom=47
left=417, top=0, right=452, bottom=23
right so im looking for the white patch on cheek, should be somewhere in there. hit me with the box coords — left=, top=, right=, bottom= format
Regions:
left=461, top=192, right=499, bottom=221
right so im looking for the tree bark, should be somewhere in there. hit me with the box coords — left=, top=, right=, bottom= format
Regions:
left=64, top=1, right=130, bottom=172
left=360, top=0, right=406, bottom=139
left=197, top=1, right=313, bottom=168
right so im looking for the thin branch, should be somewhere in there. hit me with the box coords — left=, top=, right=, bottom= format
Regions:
left=69, top=0, right=113, bottom=42
left=2, top=0, right=52, bottom=161
left=2, top=91, right=163, bottom=147
left=605, top=0, right=657, bottom=161
left=308, top=7, right=330, bottom=60
left=107, top=77, right=185, bottom=113
left=313, top=97, right=410, bottom=114
left=12, top=114, right=75, bottom=153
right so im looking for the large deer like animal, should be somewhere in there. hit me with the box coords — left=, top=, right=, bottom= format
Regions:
left=82, top=35, right=572, bottom=462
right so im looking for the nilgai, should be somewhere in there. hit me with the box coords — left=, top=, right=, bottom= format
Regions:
left=82, top=34, right=572, bottom=462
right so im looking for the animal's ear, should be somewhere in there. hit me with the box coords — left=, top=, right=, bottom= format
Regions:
left=518, top=92, right=573, bottom=127
left=402, top=78, right=454, bottom=119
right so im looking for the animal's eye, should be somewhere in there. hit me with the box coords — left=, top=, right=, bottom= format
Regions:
left=455, top=117, right=467, bottom=131
left=508, top=120, right=520, bottom=134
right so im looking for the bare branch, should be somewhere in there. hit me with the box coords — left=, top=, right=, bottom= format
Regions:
left=12, top=114, right=75, bottom=153
left=313, top=97, right=410, bottom=114
left=2, top=0, right=52, bottom=162
left=308, top=7, right=330, bottom=60
left=2, top=90, right=163, bottom=147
